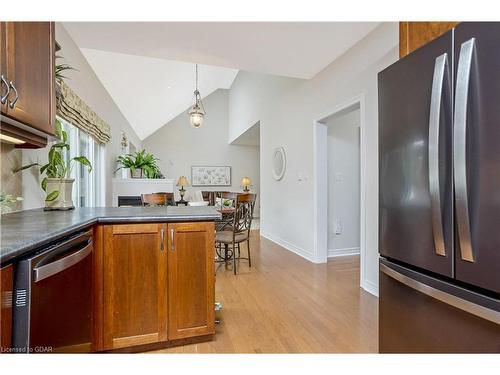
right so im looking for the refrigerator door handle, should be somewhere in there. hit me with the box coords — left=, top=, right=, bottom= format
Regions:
left=380, top=264, right=500, bottom=324
left=454, top=38, right=475, bottom=263
left=428, top=52, right=448, bottom=257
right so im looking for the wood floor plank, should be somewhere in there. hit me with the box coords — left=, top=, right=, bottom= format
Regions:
left=148, top=231, right=378, bottom=353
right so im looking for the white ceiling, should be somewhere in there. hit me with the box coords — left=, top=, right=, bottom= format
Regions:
left=231, top=121, right=260, bottom=146
left=64, top=22, right=380, bottom=79
left=63, top=22, right=380, bottom=140
left=79, top=48, right=238, bottom=140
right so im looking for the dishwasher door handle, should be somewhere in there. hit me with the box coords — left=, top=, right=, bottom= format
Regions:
left=33, top=240, right=93, bottom=283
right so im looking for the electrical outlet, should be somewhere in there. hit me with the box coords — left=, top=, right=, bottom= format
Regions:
left=334, top=218, right=342, bottom=235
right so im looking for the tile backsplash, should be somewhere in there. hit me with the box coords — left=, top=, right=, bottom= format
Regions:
left=0, top=143, right=22, bottom=212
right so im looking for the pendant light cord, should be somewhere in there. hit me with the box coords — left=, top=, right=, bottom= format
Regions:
left=195, top=64, right=198, bottom=91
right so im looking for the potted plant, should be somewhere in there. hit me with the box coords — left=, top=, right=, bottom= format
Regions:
left=55, top=54, right=76, bottom=101
left=116, top=149, right=163, bottom=179
left=17, top=119, right=92, bottom=210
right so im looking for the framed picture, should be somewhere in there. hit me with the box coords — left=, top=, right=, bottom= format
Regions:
left=191, top=166, right=231, bottom=186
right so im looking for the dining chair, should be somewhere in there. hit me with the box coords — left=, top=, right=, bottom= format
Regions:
left=215, top=193, right=256, bottom=275
left=141, top=192, right=174, bottom=206
left=201, top=191, right=215, bottom=206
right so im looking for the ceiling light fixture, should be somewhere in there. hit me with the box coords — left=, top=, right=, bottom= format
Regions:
left=188, top=64, right=206, bottom=128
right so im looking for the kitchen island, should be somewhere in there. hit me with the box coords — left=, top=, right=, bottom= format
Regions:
left=0, top=206, right=221, bottom=353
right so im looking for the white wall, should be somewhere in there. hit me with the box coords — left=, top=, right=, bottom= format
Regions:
left=326, top=109, right=360, bottom=257
left=21, top=23, right=141, bottom=209
left=228, top=23, right=399, bottom=295
left=142, top=89, right=260, bottom=214
left=228, top=72, right=303, bottom=143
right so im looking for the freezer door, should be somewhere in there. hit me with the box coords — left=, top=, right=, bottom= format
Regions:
left=453, top=22, right=500, bottom=294
left=379, top=259, right=500, bottom=353
left=378, top=30, right=454, bottom=276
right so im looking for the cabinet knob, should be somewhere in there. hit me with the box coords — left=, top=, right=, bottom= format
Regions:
left=8, top=81, right=19, bottom=109
left=0, top=75, right=10, bottom=104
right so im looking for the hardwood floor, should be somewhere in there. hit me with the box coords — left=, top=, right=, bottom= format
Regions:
left=149, top=230, right=378, bottom=353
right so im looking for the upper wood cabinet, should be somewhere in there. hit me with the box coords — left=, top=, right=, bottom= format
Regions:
left=101, top=223, right=168, bottom=350
left=0, top=264, right=13, bottom=353
left=167, top=222, right=215, bottom=340
left=0, top=22, right=55, bottom=146
left=399, top=22, right=459, bottom=58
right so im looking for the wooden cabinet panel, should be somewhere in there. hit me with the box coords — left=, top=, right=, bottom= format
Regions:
left=102, top=223, right=168, bottom=350
left=400, top=22, right=459, bottom=58
left=167, top=222, right=215, bottom=340
left=0, top=22, right=56, bottom=147
left=0, top=23, right=7, bottom=115
left=0, top=264, right=13, bottom=353
left=1, top=22, right=55, bottom=140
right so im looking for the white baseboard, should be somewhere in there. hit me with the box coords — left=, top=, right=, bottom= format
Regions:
left=328, top=247, right=360, bottom=258
left=361, top=279, right=379, bottom=297
left=260, top=230, right=317, bottom=263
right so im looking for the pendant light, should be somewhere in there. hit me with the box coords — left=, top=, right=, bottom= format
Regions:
left=188, top=64, right=206, bottom=128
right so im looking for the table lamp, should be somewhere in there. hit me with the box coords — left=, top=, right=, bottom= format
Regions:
left=241, top=177, right=252, bottom=192
left=176, top=176, right=189, bottom=203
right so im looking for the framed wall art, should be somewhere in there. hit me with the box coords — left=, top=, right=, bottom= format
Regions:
left=191, top=166, right=231, bottom=186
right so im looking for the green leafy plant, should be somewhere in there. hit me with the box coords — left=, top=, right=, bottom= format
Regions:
left=116, top=149, right=163, bottom=178
left=55, top=55, right=77, bottom=82
left=16, top=119, right=92, bottom=201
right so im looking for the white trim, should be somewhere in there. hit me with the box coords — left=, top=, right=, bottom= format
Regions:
left=260, top=230, right=317, bottom=263
left=313, top=93, right=369, bottom=291
left=96, top=144, right=106, bottom=207
left=328, top=247, right=360, bottom=258
left=313, top=122, right=328, bottom=263
left=362, top=279, right=379, bottom=297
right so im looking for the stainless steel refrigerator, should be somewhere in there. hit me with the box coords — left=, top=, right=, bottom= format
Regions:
left=378, top=22, right=500, bottom=353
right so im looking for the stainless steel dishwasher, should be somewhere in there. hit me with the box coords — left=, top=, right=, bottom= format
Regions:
left=12, top=229, right=93, bottom=353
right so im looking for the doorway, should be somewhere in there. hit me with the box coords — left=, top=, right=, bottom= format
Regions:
left=326, top=106, right=360, bottom=257
left=313, top=95, right=368, bottom=291
left=230, top=120, right=260, bottom=229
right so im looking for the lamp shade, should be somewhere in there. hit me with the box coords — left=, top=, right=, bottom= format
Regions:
left=241, top=177, right=252, bottom=189
left=176, top=176, right=189, bottom=186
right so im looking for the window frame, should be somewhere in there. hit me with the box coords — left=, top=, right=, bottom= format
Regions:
left=58, top=116, right=105, bottom=207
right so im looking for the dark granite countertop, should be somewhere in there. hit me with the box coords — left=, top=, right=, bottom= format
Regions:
left=0, top=206, right=221, bottom=265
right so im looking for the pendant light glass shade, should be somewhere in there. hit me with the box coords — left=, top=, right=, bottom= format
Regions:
left=189, top=65, right=206, bottom=128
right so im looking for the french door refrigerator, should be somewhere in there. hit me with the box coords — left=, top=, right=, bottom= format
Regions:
left=378, top=22, right=500, bottom=353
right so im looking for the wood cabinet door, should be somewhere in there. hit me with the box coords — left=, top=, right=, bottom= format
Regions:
left=0, top=264, right=13, bottom=353
left=103, top=224, right=168, bottom=350
left=167, top=222, right=215, bottom=340
left=0, top=23, right=8, bottom=114
left=4, top=22, right=55, bottom=135
left=399, top=22, right=459, bottom=58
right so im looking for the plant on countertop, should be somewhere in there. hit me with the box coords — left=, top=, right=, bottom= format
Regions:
left=16, top=119, right=92, bottom=202
left=116, top=149, right=164, bottom=178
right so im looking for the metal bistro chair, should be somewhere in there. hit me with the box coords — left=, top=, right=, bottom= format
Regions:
left=215, top=193, right=256, bottom=275
left=141, top=192, right=175, bottom=206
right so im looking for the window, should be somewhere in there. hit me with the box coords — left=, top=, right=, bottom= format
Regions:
left=59, top=117, right=105, bottom=207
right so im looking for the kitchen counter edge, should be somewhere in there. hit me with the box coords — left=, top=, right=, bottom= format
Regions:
left=0, top=207, right=222, bottom=265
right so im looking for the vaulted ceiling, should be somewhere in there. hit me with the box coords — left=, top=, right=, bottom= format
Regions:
left=63, top=22, right=380, bottom=140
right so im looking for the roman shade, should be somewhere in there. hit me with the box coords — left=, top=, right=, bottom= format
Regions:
left=56, top=80, right=111, bottom=144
